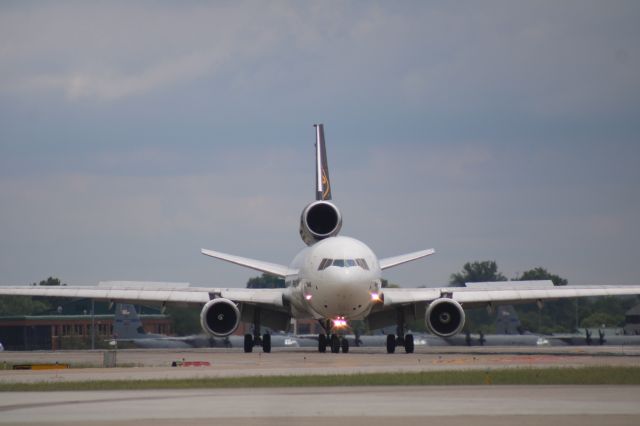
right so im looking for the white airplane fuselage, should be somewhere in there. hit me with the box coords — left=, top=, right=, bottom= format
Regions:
left=287, top=236, right=382, bottom=323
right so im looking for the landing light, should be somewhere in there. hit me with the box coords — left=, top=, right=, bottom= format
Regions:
left=305, top=294, right=313, bottom=301
left=370, top=292, right=382, bottom=302
left=333, top=316, right=348, bottom=328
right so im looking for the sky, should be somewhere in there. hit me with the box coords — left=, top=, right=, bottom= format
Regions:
left=1, top=1, right=639, bottom=288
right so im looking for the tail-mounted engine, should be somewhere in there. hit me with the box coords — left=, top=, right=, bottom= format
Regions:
left=425, top=298, right=465, bottom=337
left=299, top=200, right=342, bottom=246
left=200, top=298, right=241, bottom=337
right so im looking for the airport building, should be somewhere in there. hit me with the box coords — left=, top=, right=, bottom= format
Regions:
left=0, top=299, right=172, bottom=350
left=624, top=304, right=640, bottom=335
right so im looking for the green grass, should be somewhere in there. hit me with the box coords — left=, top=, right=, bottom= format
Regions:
left=2, top=366, right=640, bottom=391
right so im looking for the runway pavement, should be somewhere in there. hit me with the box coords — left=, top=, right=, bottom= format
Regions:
left=1, top=385, right=639, bottom=425
left=1, top=346, right=639, bottom=384
left=2, top=347, right=640, bottom=425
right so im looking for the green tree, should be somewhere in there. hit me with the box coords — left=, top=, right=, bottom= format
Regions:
left=449, top=261, right=507, bottom=333
left=165, top=305, right=201, bottom=336
left=0, top=277, right=67, bottom=316
left=513, top=268, right=573, bottom=333
left=581, top=311, right=624, bottom=329
left=0, top=296, right=50, bottom=316
left=516, top=267, right=567, bottom=286
left=246, top=273, right=285, bottom=289
left=381, top=278, right=399, bottom=289
left=449, top=261, right=506, bottom=286
left=31, top=277, right=65, bottom=286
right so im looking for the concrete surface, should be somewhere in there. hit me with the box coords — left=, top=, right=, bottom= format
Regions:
left=1, top=346, right=639, bottom=384
left=1, top=386, right=639, bottom=425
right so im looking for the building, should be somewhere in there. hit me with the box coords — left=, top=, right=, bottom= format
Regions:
left=0, top=303, right=172, bottom=351
left=624, top=304, right=640, bottom=335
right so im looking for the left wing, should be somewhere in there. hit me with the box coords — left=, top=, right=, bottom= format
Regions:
left=381, top=282, right=640, bottom=307
left=379, top=249, right=435, bottom=270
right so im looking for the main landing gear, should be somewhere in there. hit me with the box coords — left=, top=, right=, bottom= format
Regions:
left=317, top=319, right=349, bottom=353
left=243, top=307, right=271, bottom=353
left=243, top=333, right=271, bottom=353
left=386, top=308, right=415, bottom=354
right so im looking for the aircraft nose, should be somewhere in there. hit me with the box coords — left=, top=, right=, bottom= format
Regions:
left=314, top=268, right=371, bottom=316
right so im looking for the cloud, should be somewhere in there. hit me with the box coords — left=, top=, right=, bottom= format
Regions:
left=20, top=53, right=220, bottom=101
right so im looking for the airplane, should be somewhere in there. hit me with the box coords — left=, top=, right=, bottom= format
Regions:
left=2, top=123, right=640, bottom=354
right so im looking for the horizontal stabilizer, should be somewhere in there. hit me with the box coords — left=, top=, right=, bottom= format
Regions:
left=201, top=248, right=294, bottom=278
left=379, top=248, right=435, bottom=270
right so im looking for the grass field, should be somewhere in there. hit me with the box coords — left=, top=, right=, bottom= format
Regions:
left=1, top=366, right=640, bottom=391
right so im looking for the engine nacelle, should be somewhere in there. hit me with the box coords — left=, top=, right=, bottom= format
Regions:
left=200, top=298, right=240, bottom=337
left=425, top=298, right=465, bottom=337
left=299, top=201, right=342, bottom=246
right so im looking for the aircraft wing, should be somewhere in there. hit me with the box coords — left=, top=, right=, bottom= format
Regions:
left=381, top=282, right=640, bottom=307
left=201, top=249, right=295, bottom=278
left=379, top=249, right=435, bottom=270
left=0, top=283, right=287, bottom=308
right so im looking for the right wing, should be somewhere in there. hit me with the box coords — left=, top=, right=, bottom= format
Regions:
left=0, top=281, right=287, bottom=308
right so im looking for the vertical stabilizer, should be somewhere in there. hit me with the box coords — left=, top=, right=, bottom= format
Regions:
left=314, top=124, right=332, bottom=200
left=114, top=303, right=147, bottom=339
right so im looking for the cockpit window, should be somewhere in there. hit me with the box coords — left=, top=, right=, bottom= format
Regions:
left=318, top=258, right=370, bottom=270
left=318, top=258, right=332, bottom=270
left=356, top=258, right=370, bottom=270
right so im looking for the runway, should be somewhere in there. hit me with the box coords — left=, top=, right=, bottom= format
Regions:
left=1, top=346, right=639, bottom=384
left=1, top=386, right=639, bottom=425
left=2, top=347, right=640, bottom=425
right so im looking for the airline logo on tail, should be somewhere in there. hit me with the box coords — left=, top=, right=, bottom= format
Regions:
left=315, top=124, right=332, bottom=201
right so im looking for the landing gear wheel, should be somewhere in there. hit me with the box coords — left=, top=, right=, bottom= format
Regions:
left=244, top=334, right=253, bottom=353
left=404, top=334, right=414, bottom=353
left=318, top=334, right=327, bottom=353
left=341, top=337, right=349, bottom=353
left=386, top=334, right=396, bottom=354
left=330, top=334, right=340, bottom=353
left=262, top=333, right=271, bottom=353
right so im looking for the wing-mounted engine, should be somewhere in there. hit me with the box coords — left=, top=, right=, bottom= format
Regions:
left=200, top=298, right=241, bottom=337
left=299, top=200, right=343, bottom=246
left=425, top=298, right=465, bottom=337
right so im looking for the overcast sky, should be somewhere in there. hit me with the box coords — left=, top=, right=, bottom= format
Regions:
left=1, top=1, right=639, bottom=288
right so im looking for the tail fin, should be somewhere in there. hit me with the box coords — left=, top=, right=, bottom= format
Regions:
left=314, top=124, right=332, bottom=200
left=114, top=303, right=147, bottom=339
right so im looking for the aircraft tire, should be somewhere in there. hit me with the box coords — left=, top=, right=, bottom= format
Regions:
left=244, top=334, right=253, bottom=353
left=318, top=334, right=327, bottom=353
left=262, top=333, right=271, bottom=353
left=404, top=334, right=414, bottom=353
left=386, top=334, right=396, bottom=354
left=341, top=337, right=349, bottom=353
left=330, top=334, right=340, bottom=353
